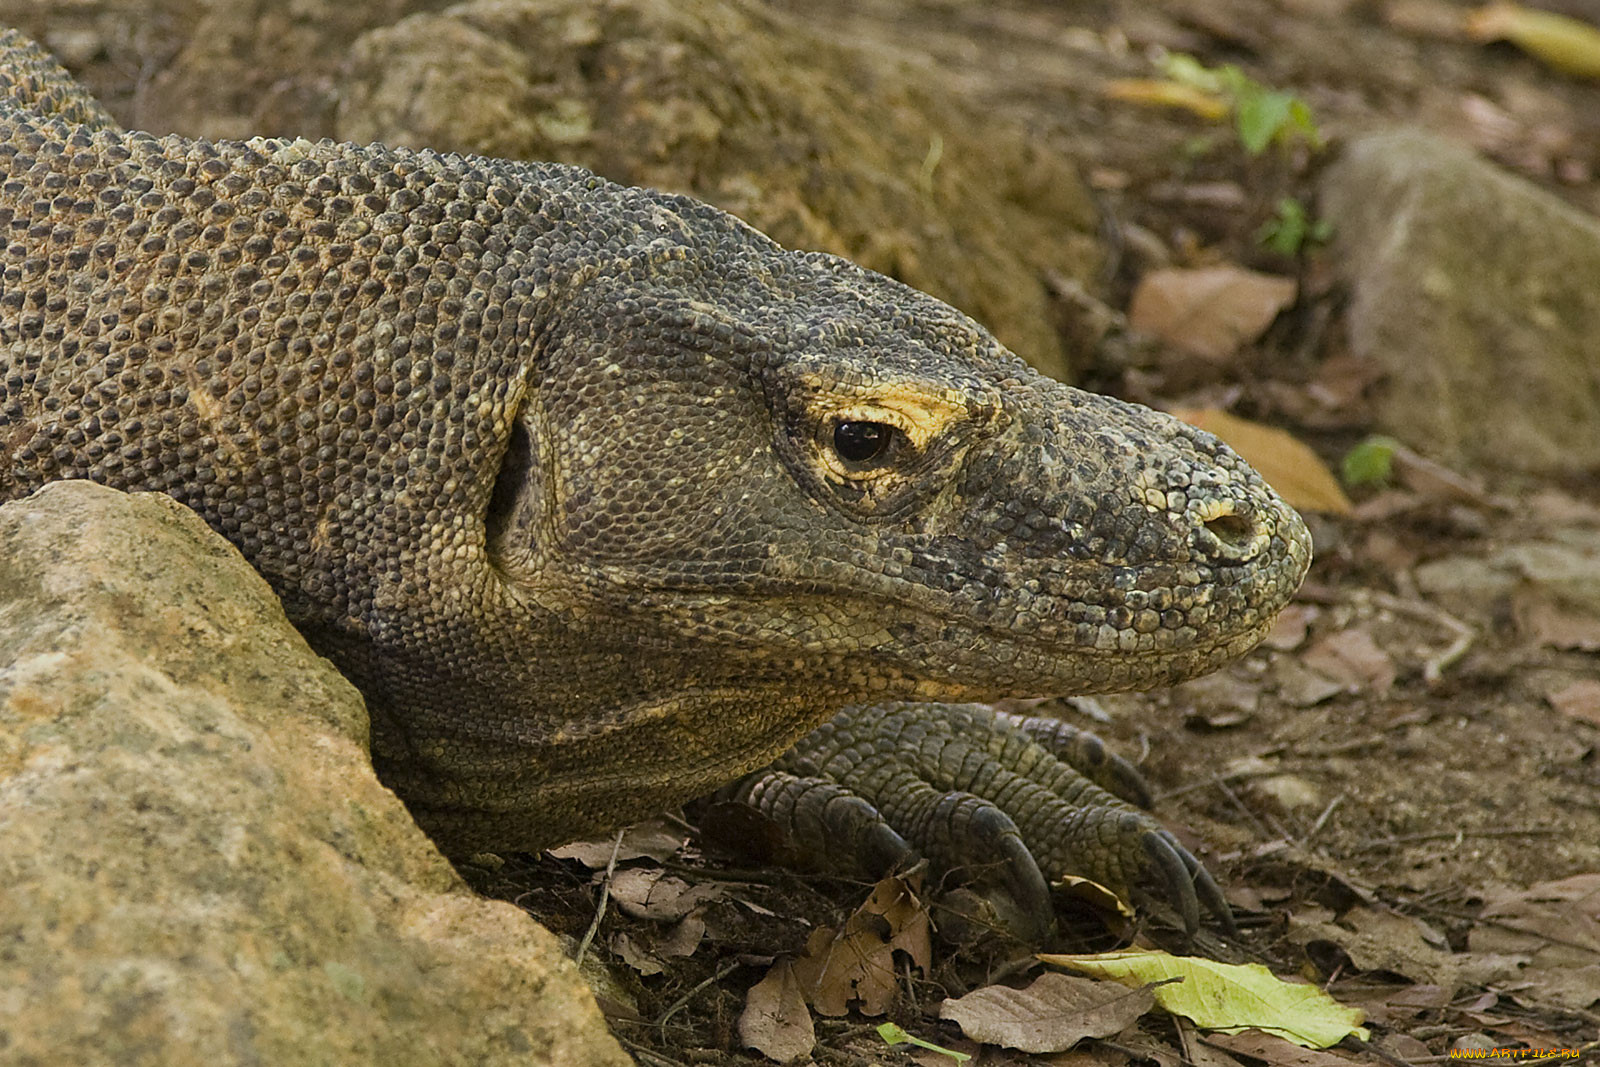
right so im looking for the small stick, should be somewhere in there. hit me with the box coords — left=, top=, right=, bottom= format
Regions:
left=1303, top=792, right=1344, bottom=846
left=574, top=828, right=626, bottom=968
left=654, top=957, right=743, bottom=1030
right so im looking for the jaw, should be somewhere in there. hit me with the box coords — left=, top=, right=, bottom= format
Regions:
left=898, top=612, right=1280, bottom=701
left=553, top=571, right=1291, bottom=707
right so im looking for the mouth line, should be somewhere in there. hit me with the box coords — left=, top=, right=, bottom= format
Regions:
left=582, top=550, right=1302, bottom=661
left=916, top=603, right=1278, bottom=660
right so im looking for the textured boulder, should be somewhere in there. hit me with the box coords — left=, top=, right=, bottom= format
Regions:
left=0, top=482, right=626, bottom=1067
left=1322, top=128, right=1600, bottom=474
left=332, top=0, right=1098, bottom=379
left=12, top=0, right=1098, bottom=380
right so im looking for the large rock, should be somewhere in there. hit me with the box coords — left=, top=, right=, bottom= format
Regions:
left=13, top=0, right=1099, bottom=380
left=1322, top=129, right=1600, bottom=474
left=0, top=482, right=626, bottom=1067
left=332, top=0, right=1098, bottom=379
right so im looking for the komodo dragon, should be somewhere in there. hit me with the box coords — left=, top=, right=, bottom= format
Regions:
left=0, top=30, right=1311, bottom=933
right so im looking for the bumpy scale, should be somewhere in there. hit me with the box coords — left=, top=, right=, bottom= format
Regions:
left=0, top=30, right=1310, bottom=931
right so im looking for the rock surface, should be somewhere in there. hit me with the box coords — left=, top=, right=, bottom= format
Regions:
left=1322, top=128, right=1600, bottom=474
left=0, top=482, right=626, bottom=1067
left=334, top=0, right=1099, bottom=379
left=16, top=0, right=1100, bottom=381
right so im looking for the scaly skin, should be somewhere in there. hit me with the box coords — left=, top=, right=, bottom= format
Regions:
left=0, top=31, right=1310, bottom=907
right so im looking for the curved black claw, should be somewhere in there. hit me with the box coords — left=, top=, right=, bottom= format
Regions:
left=961, top=799, right=1055, bottom=941
left=1142, top=829, right=1236, bottom=936
left=718, top=702, right=1235, bottom=940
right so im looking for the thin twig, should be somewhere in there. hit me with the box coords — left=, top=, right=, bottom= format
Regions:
left=1210, top=774, right=1283, bottom=841
left=1160, top=764, right=1294, bottom=802
left=1303, top=792, right=1344, bottom=846
left=614, top=1034, right=692, bottom=1067
left=1356, top=588, right=1476, bottom=684
left=1340, top=1033, right=1418, bottom=1067
left=1347, top=827, right=1561, bottom=854
left=654, top=957, right=744, bottom=1030
left=574, top=828, right=625, bottom=968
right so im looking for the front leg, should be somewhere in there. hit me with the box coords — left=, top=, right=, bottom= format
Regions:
left=723, top=702, right=1232, bottom=937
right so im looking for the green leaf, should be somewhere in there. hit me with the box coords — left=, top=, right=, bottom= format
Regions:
left=1288, top=98, right=1325, bottom=150
left=1152, top=54, right=1323, bottom=155
left=1161, top=53, right=1226, bottom=94
left=1236, top=89, right=1294, bottom=154
left=1257, top=198, right=1307, bottom=255
left=877, top=1022, right=971, bottom=1062
left=1256, top=198, right=1333, bottom=256
left=1342, top=435, right=1402, bottom=488
left=1039, top=949, right=1370, bottom=1049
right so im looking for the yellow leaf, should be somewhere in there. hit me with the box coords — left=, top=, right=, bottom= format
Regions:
left=1054, top=874, right=1136, bottom=926
left=1466, top=2, right=1600, bottom=79
left=1103, top=79, right=1231, bottom=121
left=1039, top=949, right=1370, bottom=1049
left=1169, top=408, right=1352, bottom=515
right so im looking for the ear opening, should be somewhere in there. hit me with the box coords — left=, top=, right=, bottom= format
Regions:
left=485, top=410, right=542, bottom=565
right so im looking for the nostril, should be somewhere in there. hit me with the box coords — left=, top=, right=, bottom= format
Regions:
left=1204, top=512, right=1255, bottom=549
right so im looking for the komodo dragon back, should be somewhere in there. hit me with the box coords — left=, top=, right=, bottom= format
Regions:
left=0, top=30, right=1311, bottom=854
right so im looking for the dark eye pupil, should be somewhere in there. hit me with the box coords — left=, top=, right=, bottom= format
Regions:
left=833, top=421, right=891, bottom=463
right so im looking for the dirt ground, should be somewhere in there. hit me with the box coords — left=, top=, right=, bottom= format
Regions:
left=454, top=2, right=1600, bottom=1063
left=16, top=0, right=1599, bottom=1062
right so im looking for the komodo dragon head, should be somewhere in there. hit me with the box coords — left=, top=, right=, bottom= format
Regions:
left=490, top=201, right=1309, bottom=697
left=401, top=178, right=1313, bottom=847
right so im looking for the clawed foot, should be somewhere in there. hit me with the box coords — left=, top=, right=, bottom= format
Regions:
left=719, top=702, right=1233, bottom=939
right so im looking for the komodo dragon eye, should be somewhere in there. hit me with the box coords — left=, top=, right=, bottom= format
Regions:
left=832, top=420, right=898, bottom=466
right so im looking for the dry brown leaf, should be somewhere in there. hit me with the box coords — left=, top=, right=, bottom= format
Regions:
left=611, top=931, right=665, bottom=976
left=1388, top=984, right=1456, bottom=1010
left=1177, top=672, right=1261, bottom=715
left=1263, top=604, right=1319, bottom=651
left=1179, top=1018, right=1249, bottom=1067
left=1305, top=352, right=1386, bottom=413
left=793, top=925, right=891, bottom=1016
left=1301, top=630, right=1396, bottom=694
left=608, top=868, right=726, bottom=922
left=1527, top=489, right=1600, bottom=526
left=1130, top=266, right=1297, bottom=361
left=1184, top=708, right=1253, bottom=731
left=1054, top=874, right=1137, bottom=926
left=1545, top=679, right=1600, bottom=727
left=1346, top=983, right=1455, bottom=1028
left=1385, top=0, right=1473, bottom=40
left=547, top=821, right=688, bottom=866
left=1248, top=773, right=1324, bottom=813
left=1515, top=591, right=1600, bottom=652
left=1169, top=408, right=1352, bottom=515
left=659, top=913, right=706, bottom=958
left=740, top=960, right=816, bottom=1062
left=1271, top=658, right=1343, bottom=707
left=938, top=972, right=1155, bottom=1054
left=1115, top=1026, right=1187, bottom=1067
left=1202, top=1029, right=1358, bottom=1066
left=1351, top=489, right=1425, bottom=522
left=793, top=874, right=930, bottom=1016
left=1287, top=905, right=1459, bottom=987
left=1362, top=530, right=1419, bottom=573
left=1469, top=873, right=1600, bottom=1010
